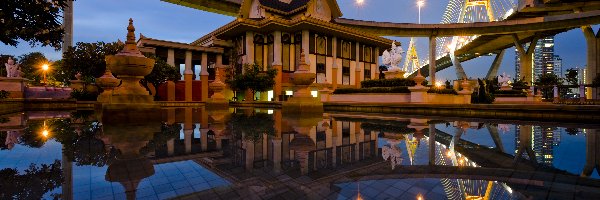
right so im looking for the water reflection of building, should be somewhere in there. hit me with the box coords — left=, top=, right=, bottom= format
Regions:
left=515, top=125, right=561, bottom=165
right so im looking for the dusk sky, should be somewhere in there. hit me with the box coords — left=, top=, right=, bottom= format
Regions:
left=0, top=0, right=591, bottom=81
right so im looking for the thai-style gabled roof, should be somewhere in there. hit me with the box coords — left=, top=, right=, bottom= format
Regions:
left=259, top=0, right=310, bottom=14
left=191, top=16, right=392, bottom=49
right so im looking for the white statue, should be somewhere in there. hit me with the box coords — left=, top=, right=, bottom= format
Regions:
left=382, top=41, right=404, bottom=72
left=4, top=57, right=21, bottom=78
left=498, top=72, right=511, bottom=87
left=5, top=131, right=21, bottom=150
left=382, top=139, right=403, bottom=170
left=498, top=124, right=510, bottom=133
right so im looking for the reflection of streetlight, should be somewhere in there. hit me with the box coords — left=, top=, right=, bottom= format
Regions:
left=445, top=149, right=453, bottom=157
left=435, top=81, right=444, bottom=88
left=42, top=64, right=49, bottom=85
left=417, top=193, right=424, bottom=200
left=41, top=121, right=49, bottom=138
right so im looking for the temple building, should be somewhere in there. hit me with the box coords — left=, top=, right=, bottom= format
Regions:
left=138, top=0, right=392, bottom=101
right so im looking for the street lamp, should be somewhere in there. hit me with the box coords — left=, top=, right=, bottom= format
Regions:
left=41, top=64, right=49, bottom=85
left=417, top=0, right=425, bottom=24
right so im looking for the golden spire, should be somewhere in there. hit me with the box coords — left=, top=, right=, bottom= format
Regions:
left=118, top=18, right=143, bottom=57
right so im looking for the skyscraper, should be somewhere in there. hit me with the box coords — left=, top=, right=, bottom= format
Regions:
left=515, top=36, right=556, bottom=81
left=553, top=55, right=563, bottom=78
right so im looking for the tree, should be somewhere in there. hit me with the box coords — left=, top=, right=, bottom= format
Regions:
left=0, top=161, right=63, bottom=199
left=141, top=55, right=181, bottom=97
left=0, top=0, right=72, bottom=50
left=565, top=68, right=579, bottom=86
left=226, top=111, right=275, bottom=142
left=17, top=52, right=49, bottom=85
left=59, top=41, right=124, bottom=84
left=535, top=73, right=562, bottom=99
left=226, top=63, right=277, bottom=100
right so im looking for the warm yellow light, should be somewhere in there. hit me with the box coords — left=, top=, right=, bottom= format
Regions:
left=446, top=149, right=453, bottom=157
left=459, top=157, right=465, bottom=165
left=416, top=194, right=424, bottom=200
left=356, top=0, right=365, bottom=6
left=42, top=129, right=49, bottom=138
left=435, top=81, right=444, bottom=88
left=42, top=64, right=49, bottom=71
left=417, top=0, right=425, bottom=8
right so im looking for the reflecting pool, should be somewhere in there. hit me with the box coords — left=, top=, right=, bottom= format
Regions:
left=0, top=108, right=599, bottom=199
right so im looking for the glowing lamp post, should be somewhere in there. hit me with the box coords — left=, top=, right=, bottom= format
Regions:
left=42, top=64, right=49, bottom=85
left=417, top=0, right=425, bottom=24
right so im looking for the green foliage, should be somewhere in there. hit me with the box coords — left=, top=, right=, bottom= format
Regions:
left=60, top=42, right=124, bottom=84
left=17, top=52, right=48, bottom=84
left=0, top=161, right=63, bottom=199
left=141, top=55, right=181, bottom=97
left=0, top=90, right=9, bottom=99
left=227, top=111, right=275, bottom=142
left=535, top=73, right=561, bottom=86
left=143, top=55, right=181, bottom=87
left=1, top=0, right=71, bottom=50
left=333, top=86, right=410, bottom=94
left=565, top=68, right=579, bottom=86
left=535, top=73, right=561, bottom=99
left=70, top=89, right=98, bottom=101
left=511, top=77, right=529, bottom=89
left=493, top=89, right=527, bottom=97
left=225, top=63, right=277, bottom=100
left=427, top=88, right=457, bottom=95
left=140, top=123, right=182, bottom=155
left=361, top=78, right=427, bottom=88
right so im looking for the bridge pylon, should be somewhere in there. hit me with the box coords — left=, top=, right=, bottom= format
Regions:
left=403, top=37, right=421, bottom=76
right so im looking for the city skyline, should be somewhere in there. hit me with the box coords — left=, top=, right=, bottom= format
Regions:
left=0, top=0, right=592, bottom=81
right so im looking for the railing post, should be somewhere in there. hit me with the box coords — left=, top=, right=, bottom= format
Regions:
left=580, top=84, right=586, bottom=103
left=553, top=85, right=558, bottom=103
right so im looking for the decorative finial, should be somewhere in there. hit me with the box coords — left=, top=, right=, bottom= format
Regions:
left=126, top=18, right=136, bottom=44
left=117, top=18, right=143, bottom=56
left=300, top=49, right=306, bottom=65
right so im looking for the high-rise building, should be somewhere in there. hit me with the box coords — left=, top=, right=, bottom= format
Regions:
left=553, top=55, right=563, bottom=78
left=515, top=36, right=556, bottom=81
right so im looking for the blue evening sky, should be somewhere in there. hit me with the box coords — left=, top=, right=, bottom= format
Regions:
left=0, top=0, right=590, bottom=81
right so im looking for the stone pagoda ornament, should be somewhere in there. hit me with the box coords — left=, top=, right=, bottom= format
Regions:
left=100, top=18, right=156, bottom=107
left=382, top=41, right=405, bottom=79
left=282, top=49, right=323, bottom=114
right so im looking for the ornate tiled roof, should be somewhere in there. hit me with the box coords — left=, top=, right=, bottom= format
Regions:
left=258, top=0, right=309, bottom=14
left=191, top=16, right=392, bottom=47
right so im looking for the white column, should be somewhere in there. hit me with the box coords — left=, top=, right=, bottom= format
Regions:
left=201, top=53, right=208, bottom=76
left=355, top=42, right=361, bottom=82
left=167, top=48, right=175, bottom=67
left=273, top=31, right=282, bottom=66
left=184, top=129, right=193, bottom=153
left=167, top=138, right=174, bottom=156
left=185, top=51, right=193, bottom=75
left=332, top=36, right=338, bottom=67
left=245, top=32, right=254, bottom=65
left=272, top=138, right=282, bottom=173
left=375, top=47, right=380, bottom=79
left=302, top=30, right=310, bottom=63
left=429, top=36, right=437, bottom=84
left=201, top=129, right=208, bottom=151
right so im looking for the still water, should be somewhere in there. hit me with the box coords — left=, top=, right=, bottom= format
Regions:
left=0, top=108, right=599, bottom=200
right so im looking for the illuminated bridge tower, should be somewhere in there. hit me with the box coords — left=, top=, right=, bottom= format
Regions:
left=403, top=38, right=421, bottom=75
left=434, top=0, right=515, bottom=80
